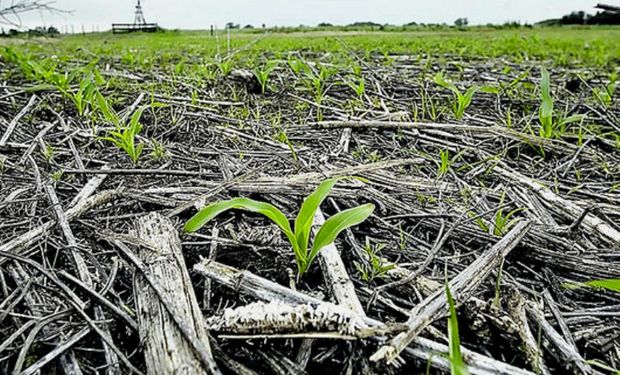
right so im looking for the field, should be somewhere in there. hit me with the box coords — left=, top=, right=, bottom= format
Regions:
left=0, top=27, right=619, bottom=374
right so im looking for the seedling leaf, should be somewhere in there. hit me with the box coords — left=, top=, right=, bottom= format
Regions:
left=308, top=203, right=375, bottom=270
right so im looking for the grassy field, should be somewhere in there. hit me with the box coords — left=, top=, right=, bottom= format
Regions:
left=6, top=26, right=620, bottom=67
left=0, top=27, right=619, bottom=374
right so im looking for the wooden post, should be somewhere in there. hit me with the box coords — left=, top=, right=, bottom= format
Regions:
left=133, top=213, right=220, bottom=375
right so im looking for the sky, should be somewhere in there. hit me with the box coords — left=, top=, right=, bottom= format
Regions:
left=5, top=0, right=602, bottom=31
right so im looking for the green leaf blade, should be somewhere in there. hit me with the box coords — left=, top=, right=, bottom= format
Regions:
left=294, top=178, right=340, bottom=256
left=446, top=283, right=470, bottom=375
left=583, top=278, right=620, bottom=292
left=307, top=203, right=375, bottom=270
left=184, top=197, right=299, bottom=262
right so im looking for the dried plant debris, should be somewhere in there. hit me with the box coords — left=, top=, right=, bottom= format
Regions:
left=0, top=29, right=619, bottom=375
left=206, top=301, right=375, bottom=338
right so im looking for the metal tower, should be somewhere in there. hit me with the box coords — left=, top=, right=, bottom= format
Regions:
left=134, top=0, right=147, bottom=25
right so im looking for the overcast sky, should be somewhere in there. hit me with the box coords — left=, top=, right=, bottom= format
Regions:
left=9, top=0, right=601, bottom=31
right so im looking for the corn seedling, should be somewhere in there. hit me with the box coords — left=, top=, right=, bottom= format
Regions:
left=50, top=170, right=63, bottom=182
left=354, top=240, right=394, bottom=282
left=42, top=142, right=54, bottom=162
left=150, top=139, right=169, bottom=161
left=593, top=72, right=617, bottom=108
left=437, top=149, right=452, bottom=178
left=97, top=93, right=161, bottom=164
left=538, top=67, right=584, bottom=139
left=437, top=148, right=467, bottom=178
left=303, top=64, right=335, bottom=120
left=185, top=178, right=375, bottom=278
left=215, top=58, right=234, bottom=77
left=252, top=61, right=278, bottom=94
left=492, top=193, right=524, bottom=236
left=287, top=56, right=310, bottom=76
left=446, top=282, right=469, bottom=375
left=71, top=71, right=103, bottom=116
left=346, top=76, right=366, bottom=100
left=6, top=49, right=103, bottom=117
left=434, top=72, right=478, bottom=120
left=468, top=210, right=490, bottom=233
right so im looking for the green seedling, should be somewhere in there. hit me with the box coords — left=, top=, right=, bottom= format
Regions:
left=492, top=193, right=524, bottom=236
left=468, top=211, right=490, bottom=233
left=302, top=64, right=335, bottom=120
left=150, top=139, right=169, bottom=161
left=446, top=283, right=469, bottom=375
left=287, top=56, right=310, bottom=76
left=437, top=149, right=466, bottom=178
left=355, top=241, right=394, bottom=282
left=346, top=76, right=366, bottom=100
left=593, top=72, right=617, bottom=108
left=438, top=149, right=451, bottom=177
left=50, top=170, right=63, bottom=182
left=215, top=59, right=234, bottom=76
left=538, top=67, right=584, bottom=139
left=539, top=67, right=554, bottom=137
left=185, top=178, right=375, bottom=278
left=98, top=93, right=161, bottom=164
left=71, top=71, right=103, bottom=116
left=253, top=61, right=278, bottom=94
left=6, top=49, right=103, bottom=117
left=434, top=72, right=478, bottom=120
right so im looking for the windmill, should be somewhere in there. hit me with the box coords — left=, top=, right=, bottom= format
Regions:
left=134, top=0, right=147, bottom=25
left=112, top=0, right=158, bottom=33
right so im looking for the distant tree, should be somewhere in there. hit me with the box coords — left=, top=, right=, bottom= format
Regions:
left=561, top=11, right=588, bottom=24
left=47, top=25, right=59, bottom=34
left=318, top=22, right=333, bottom=27
left=243, top=24, right=254, bottom=29
left=347, top=21, right=381, bottom=28
left=0, top=1, right=64, bottom=26
left=454, top=18, right=469, bottom=27
left=225, top=22, right=240, bottom=29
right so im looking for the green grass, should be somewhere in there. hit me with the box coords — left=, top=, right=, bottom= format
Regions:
left=5, top=27, right=619, bottom=71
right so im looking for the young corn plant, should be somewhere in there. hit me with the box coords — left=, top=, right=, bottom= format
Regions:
left=97, top=93, right=155, bottom=164
left=538, top=67, right=584, bottom=139
left=303, top=64, right=335, bottom=121
left=287, top=56, right=310, bottom=76
left=437, top=149, right=452, bottom=178
left=492, top=193, right=524, bottom=236
left=252, top=61, right=278, bottom=94
left=71, top=71, right=103, bottom=117
left=593, top=72, right=617, bottom=108
left=434, top=72, right=478, bottom=120
left=215, top=58, right=234, bottom=77
left=7, top=49, right=102, bottom=117
left=185, top=178, right=375, bottom=279
left=437, top=149, right=466, bottom=178
left=354, top=241, right=394, bottom=283
left=346, top=76, right=366, bottom=100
